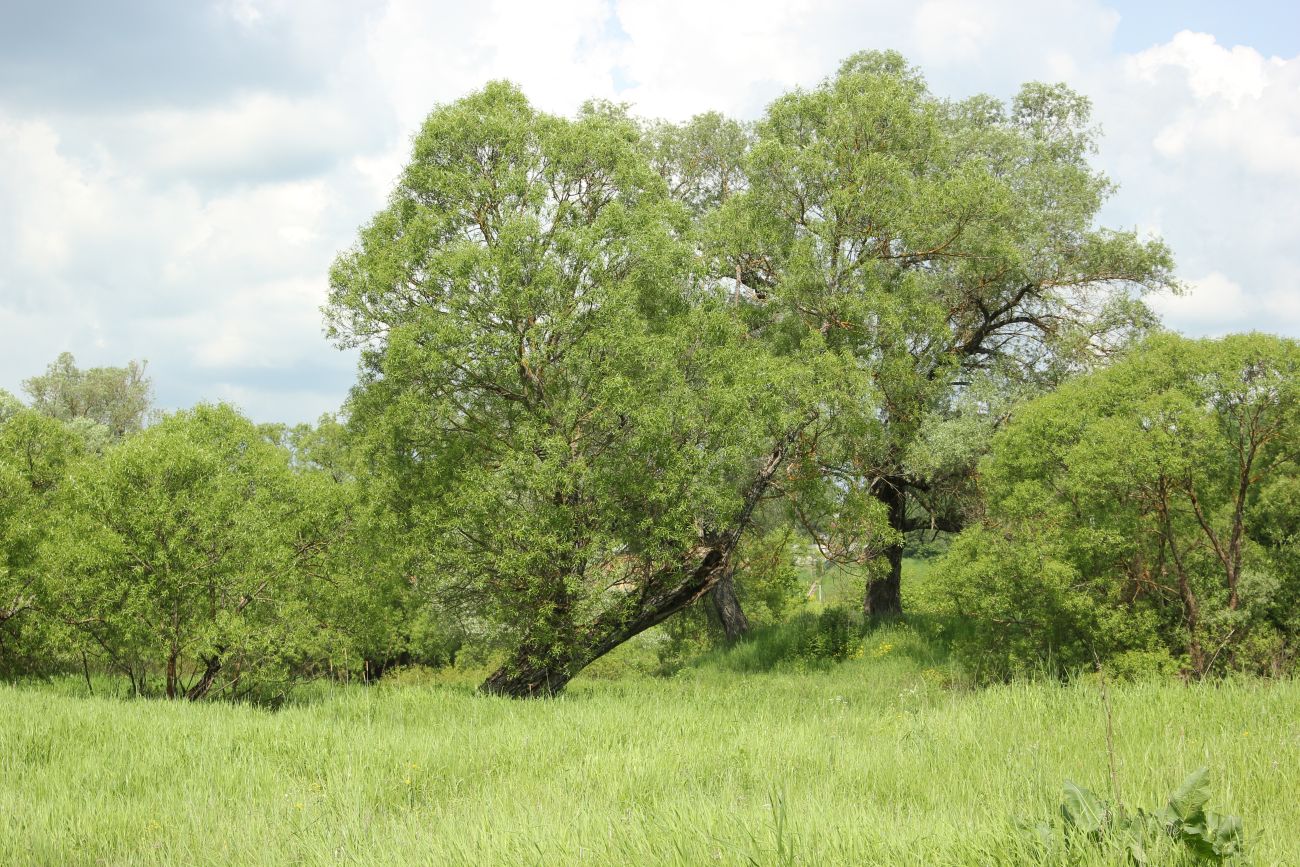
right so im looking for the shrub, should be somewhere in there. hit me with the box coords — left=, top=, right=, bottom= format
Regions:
left=939, top=334, right=1300, bottom=680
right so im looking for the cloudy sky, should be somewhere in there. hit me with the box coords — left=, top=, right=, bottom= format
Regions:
left=2, top=1, right=1298, bottom=423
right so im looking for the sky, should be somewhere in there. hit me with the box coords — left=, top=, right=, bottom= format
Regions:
left=1, top=1, right=1298, bottom=424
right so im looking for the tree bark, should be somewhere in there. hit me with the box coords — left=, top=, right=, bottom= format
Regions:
left=165, top=651, right=178, bottom=699
left=480, top=645, right=579, bottom=698
left=185, top=655, right=222, bottom=701
left=481, top=423, right=808, bottom=698
left=864, top=478, right=906, bottom=619
left=709, top=569, right=750, bottom=642
left=481, top=541, right=733, bottom=697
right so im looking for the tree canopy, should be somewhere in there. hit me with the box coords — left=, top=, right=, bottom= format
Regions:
left=938, top=332, right=1300, bottom=679
left=22, top=351, right=152, bottom=440
left=0, top=410, right=87, bottom=674
left=47, top=404, right=361, bottom=700
left=327, top=81, right=854, bottom=695
left=6, top=52, right=1248, bottom=702
left=704, top=52, right=1175, bottom=615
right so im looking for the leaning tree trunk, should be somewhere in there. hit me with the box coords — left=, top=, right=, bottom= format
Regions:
left=710, top=569, right=750, bottom=642
left=480, top=424, right=808, bottom=698
left=480, top=542, right=733, bottom=697
left=185, top=654, right=222, bottom=701
left=864, top=478, right=906, bottom=619
left=480, top=645, right=581, bottom=698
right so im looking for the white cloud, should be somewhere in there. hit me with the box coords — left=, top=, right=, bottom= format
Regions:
left=0, top=117, right=109, bottom=276
left=223, top=0, right=264, bottom=28
left=1, top=1, right=1298, bottom=423
left=613, top=0, right=847, bottom=119
left=1149, top=272, right=1300, bottom=338
left=122, top=94, right=370, bottom=182
left=1148, top=272, right=1250, bottom=332
left=167, top=277, right=330, bottom=369
left=1088, top=30, right=1300, bottom=343
left=366, top=0, right=620, bottom=132
left=1121, top=31, right=1300, bottom=177
left=0, top=104, right=359, bottom=420
left=1129, top=30, right=1274, bottom=103
left=914, top=0, right=992, bottom=64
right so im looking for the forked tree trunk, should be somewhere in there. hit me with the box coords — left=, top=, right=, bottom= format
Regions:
left=186, top=655, right=222, bottom=701
left=710, top=570, right=750, bottom=642
left=481, top=424, right=807, bottom=698
left=864, top=478, right=906, bottom=619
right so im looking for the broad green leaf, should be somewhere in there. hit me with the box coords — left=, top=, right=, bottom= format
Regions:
left=1168, top=766, right=1211, bottom=822
left=1061, top=781, right=1106, bottom=835
left=1207, top=811, right=1245, bottom=857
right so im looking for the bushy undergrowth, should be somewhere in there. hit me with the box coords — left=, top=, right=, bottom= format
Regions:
left=689, top=606, right=864, bottom=672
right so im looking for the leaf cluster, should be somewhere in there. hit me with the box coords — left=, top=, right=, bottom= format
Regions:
left=1038, top=767, right=1245, bottom=863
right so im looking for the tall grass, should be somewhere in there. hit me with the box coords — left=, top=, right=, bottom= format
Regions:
left=2, top=631, right=1294, bottom=865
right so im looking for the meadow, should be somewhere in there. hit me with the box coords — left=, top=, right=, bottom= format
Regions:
left=3, top=611, right=1296, bottom=866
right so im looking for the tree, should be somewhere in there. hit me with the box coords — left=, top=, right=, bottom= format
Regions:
left=327, top=83, right=853, bottom=696
left=278, top=413, right=447, bottom=678
left=0, top=410, right=86, bottom=675
left=0, top=390, right=21, bottom=425
left=23, top=351, right=151, bottom=439
left=938, top=333, right=1300, bottom=680
left=706, top=52, right=1176, bottom=616
left=49, top=404, right=356, bottom=700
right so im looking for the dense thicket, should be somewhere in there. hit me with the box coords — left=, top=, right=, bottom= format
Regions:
left=48, top=405, right=366, bottom=700
left=939, top=333, right=1300, bottom=680
left=0, top=411, right=85, bottom=675
left=0, top=358, right=406, bottom=697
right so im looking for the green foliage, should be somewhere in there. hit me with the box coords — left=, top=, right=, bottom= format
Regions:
left=0, top=410, right=87, bottom=675
left=320, top=53, right=1181, bottom=684
left=0, top=389, right=20, bottom=424
left=1039, top=767, right=1245, bottom=863
left=327, top=80, right=840, bottom=687
left=939, top=333, right=1300, bottom=680
left=729, top=526, right=803, bottom=625
left=702, top=49, right=1175, bottom=608
left=645, top=111, right=752, bottom=216
left=794, top=606, right=862, bottom=664
left=22, top=351, right=151, bottom=438
left=688, top=606, right=870, bottom=672
left=45, top=404, right=362, bottom=700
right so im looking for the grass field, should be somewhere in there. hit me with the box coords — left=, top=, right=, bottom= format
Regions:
left=3, top=615, right=1296, bottom=866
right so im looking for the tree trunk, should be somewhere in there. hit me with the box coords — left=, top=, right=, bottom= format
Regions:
left=481, top=542, right=732, bottom=697
left=481, top=423, right=808, bottom=698
left=480, top=646, right=579, bottom=698
left=710, top=569, right=750, bottom=642
left=165, top=651, right=178, bottom=699
left=864, top=478, right=906, bottom=619
left=185, top=655, right=222, bottom=701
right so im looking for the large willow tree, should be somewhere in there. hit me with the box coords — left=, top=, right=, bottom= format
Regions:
left=327, top=83, right=855, bottom=696
left=705, top=52, right=1176, bottom=615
